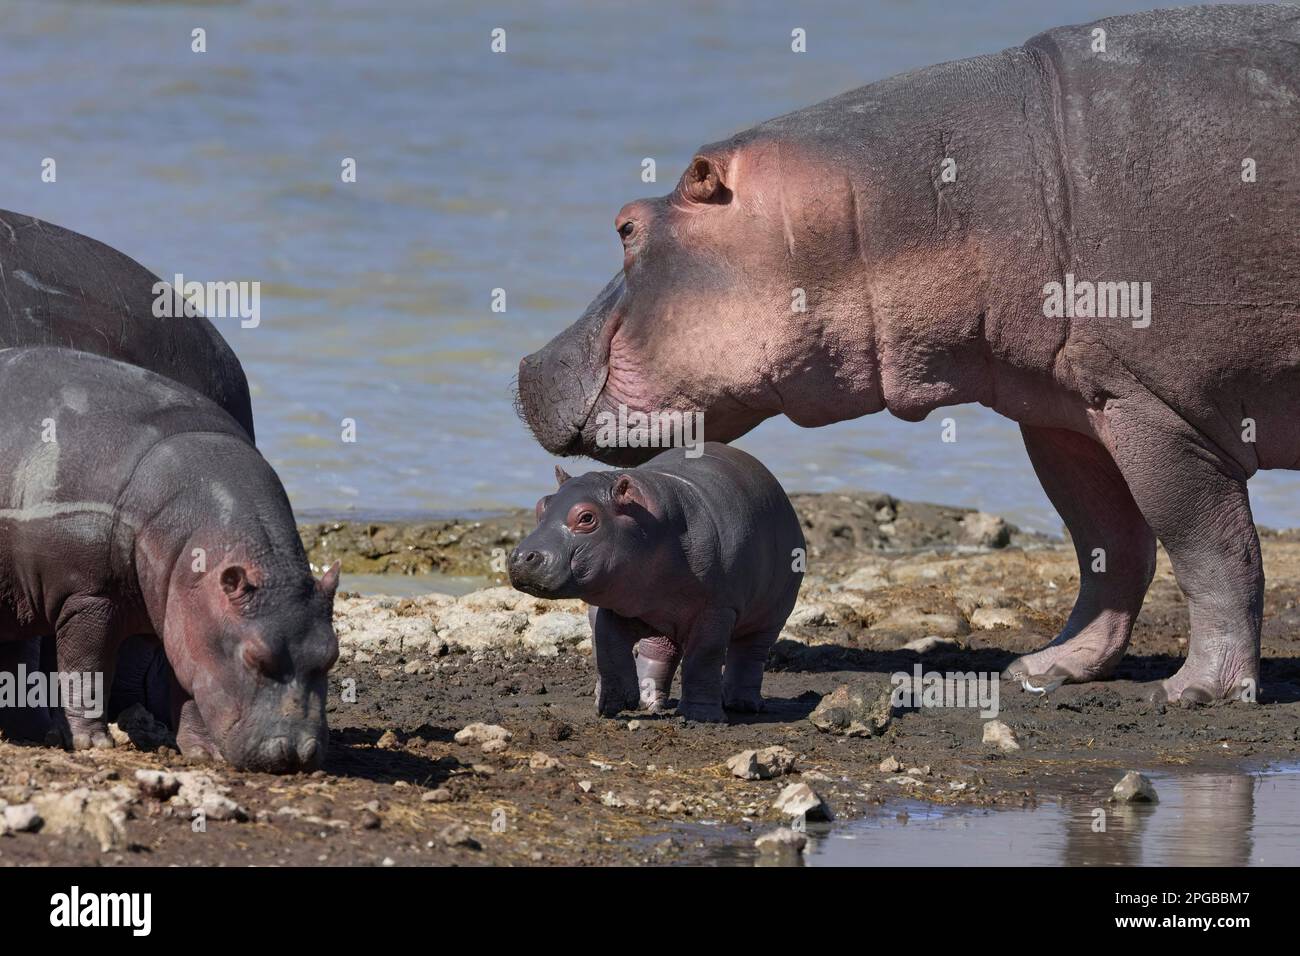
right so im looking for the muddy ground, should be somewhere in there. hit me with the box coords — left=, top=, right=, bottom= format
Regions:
left=3, top=491, right=1299, bottom=866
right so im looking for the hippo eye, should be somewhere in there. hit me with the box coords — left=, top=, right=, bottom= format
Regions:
left=618, top=221, right=635, bottom=241
left=566, top=503, right=599, bottom=531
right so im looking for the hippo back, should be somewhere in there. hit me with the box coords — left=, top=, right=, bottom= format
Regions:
left=0, top=346, right=251, bottom=516
left=0, top=210, right=255, bottom=440
left=639, top=442, right=804, bottom=621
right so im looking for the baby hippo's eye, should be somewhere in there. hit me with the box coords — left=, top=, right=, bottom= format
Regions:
left=566, top=503, right=599, bottom=532
left=618, top=221, right=635, bottom=240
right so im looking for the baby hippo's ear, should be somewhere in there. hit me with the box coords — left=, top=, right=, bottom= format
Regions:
left=611, top=474, right=648, bottom=513
left=534, top=494, right=553, bottom=522
left=220, top=565, right=256, bottom=605
left=554, top=465, right=573, bottom=487
left=317, top=561, right=341, bottom=600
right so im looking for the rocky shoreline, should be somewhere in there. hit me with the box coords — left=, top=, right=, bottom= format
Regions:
left=4, top=490, right=1300, bottom=866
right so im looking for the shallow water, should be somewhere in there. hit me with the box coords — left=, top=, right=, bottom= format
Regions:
left=792, top=765, right=1300, bottom=867
left=0, top=0, right=1293, bottom=533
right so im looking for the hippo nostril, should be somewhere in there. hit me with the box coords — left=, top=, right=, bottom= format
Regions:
left=263, top=736, right=292, bottom=769
left=298, top=737, right=321, bottom=768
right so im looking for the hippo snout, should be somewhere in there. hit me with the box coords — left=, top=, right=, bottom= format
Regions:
left=507, top=545, right=573, bottom=599
left=239, top=732, right=325, bottom=773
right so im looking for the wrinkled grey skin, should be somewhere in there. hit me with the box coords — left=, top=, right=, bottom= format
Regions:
left=0, top=209, right=259, bottom=743
left=509, top=443, right=804, bottom=721
left=0, top=348, right=337, bottom=772
left=0, top=209, right=254, bottom=439
left=517, top=5, right=1300, bottom=704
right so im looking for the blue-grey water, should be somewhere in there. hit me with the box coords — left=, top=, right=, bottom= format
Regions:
left=802, top=765, right=1300, bottom=866
left=0, top=0, right=1291, bottom=532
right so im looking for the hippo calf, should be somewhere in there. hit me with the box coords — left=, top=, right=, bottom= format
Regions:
left=517, top=4, right=1300, bottom=705
left=508, top=443, right=803, bottom=722
left=0, top=347, right=337, bottom=771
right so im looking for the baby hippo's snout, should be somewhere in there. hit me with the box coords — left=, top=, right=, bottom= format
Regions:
left=507, top=544, right=568, bottom=598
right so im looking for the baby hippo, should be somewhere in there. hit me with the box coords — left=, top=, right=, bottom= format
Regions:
left=508, top=443, right=804, bottom=722
left=0, top=347, right=338, bottom=772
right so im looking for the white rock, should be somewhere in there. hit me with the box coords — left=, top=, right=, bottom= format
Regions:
left=726, top=746, right=798, bottom=781
left=1109, top=771, right=1159, bottom=803
left=970, top=607, right=1024, bottom=630
left=982, top=720, right=1021, bottom=751
left=134, top=770, right=180, bottom=800
left=900, top=635, right=960, bottom=653
left=31, top=788, right=134, bottom=852
left=772, top=782, right=832, bottom=821
left=754, top=827, right=808, bottom=854
left=2, top=803, right=41, bottom=833
left=454, top=723, right=512, bottom=749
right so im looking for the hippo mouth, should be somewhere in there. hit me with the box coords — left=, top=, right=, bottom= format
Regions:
left=515, top=272, right=776, bottom=464
left=514, top=275, right=622, bottom=459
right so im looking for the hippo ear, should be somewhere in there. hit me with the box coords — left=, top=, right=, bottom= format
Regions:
left=611, top=474, right=648, bottom=513
left=220, top=566, right=254, bottom=603
left=554, top=465, right=572, bottom=488
left=318, top=561, right=341, bottom=600
left=682, top=156, right=731, bottom=205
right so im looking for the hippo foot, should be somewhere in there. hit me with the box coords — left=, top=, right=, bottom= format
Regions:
left=176, top=725, right=223, bottom=763
left=179, top=740, right=222, bottom=763
left=73, top=731, right=115, bottom=750
left=676, top=699, right=727, bottom=723
left=0, top=706, right=53, bottom=743
left=1149, top=660, right=1259, bottom=706
left=639, top=692, right=669, bottom=715
left=722, top=689, right=765, bottom=713
left=1004, top=632, right=1127, bottom=685
left=595, top=680, right=640, bottom=718
left=62, top=719, right=114, bottom=751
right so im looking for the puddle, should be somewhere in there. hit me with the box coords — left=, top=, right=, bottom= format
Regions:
left=340, top=573, right=486, bottom=597
left=795, top=764, right=1300, bottom=866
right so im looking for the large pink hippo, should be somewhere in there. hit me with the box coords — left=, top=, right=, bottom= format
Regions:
left=515, top=4, right=1300, bottom=704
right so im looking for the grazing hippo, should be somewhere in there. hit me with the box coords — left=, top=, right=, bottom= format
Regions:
left=516, top=4, right=1300, bottom=705
left=508, top=443, right=804, bottom=722
left=0, top=209, right=254, bottom=439
left=0, top=347, right=337, bottom=771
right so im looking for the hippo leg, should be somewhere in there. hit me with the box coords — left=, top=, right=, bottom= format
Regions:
left=722, top=628, right=779, bottom=713
left=635, top=634, right=680, bottom=713
left=175, top=695, right=222, bottom=762
left=590, top=607, right=643, bottom=717
left=677, top=607, right=736, bottom=723
left=0, top=637, right=53, bottom=741
left=53, top=598, right=121, bottom=750
left=1108, top=411, right=1261, bottom=703
left=1006, top=426, right=1156, bottom=684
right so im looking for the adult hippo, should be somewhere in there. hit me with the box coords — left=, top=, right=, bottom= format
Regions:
left=516, top=4, right=1300, bottom=704
left=0, top=209, right=254, bottom=438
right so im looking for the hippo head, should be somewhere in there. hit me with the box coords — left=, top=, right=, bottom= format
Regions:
left=508, top=465, right=657, bottom=606
left=516, top=130, right=884, bottom=465
left=165, top=555, right=340, bottom=773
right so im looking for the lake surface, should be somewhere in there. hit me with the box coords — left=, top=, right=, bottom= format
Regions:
left=716, top=764, right=1300, bottom=866
left=0, top=0, right=1291, bottom=532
